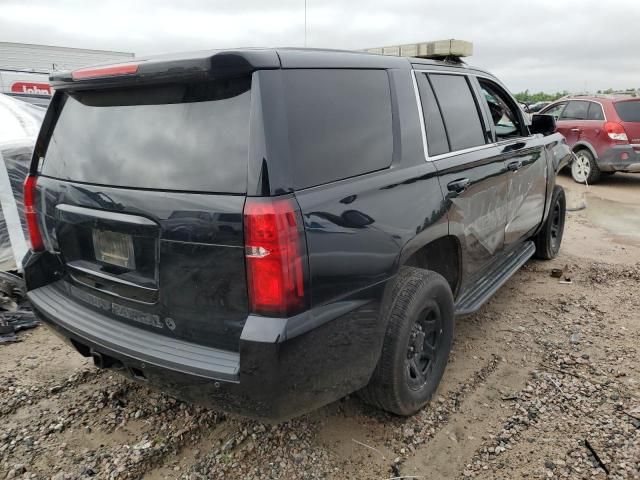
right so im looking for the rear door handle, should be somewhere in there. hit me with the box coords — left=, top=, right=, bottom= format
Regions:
left=570, top=128, right=581, bottom=132
left=447, top=178, right=470, bottom=193
left=507, top=160, right=523, bottom=171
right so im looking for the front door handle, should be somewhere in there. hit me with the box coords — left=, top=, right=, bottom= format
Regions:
left=507, top=160, right=523, bottom=172
left=502, top=141, right=527, bottom=153
left=447, top=178, right=470, bottom=193
left=570, top=128, right=581, bottom=132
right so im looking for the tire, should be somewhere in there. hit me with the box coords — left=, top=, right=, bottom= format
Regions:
left=534, top=185, right=566, bottom=260
left=358, top=267, right=454, bottom=416
left=571, top=149, right=601, bottom=184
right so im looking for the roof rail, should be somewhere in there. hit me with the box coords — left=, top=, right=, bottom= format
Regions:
left=565, top=92, right=637, bottom=99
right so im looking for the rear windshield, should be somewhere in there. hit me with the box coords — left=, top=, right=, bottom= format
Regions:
left=614, top=100, right=640, bottom=122
left=42, top=78, right=251, bottom=193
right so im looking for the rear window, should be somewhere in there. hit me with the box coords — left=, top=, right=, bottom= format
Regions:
left=614, top=101, right=640, bottom=122
left=42, top=78, right=251, bottom=193
left=283, top=69, right=393, bottom=189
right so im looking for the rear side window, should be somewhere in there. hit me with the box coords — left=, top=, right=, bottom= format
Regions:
left=614, top=101, right=640, bottom=122
left=429, top=74, right=486, bottom=151
left=587, top=102, right=605, bottom=120
left=560, top=101, right=589, bottom=120
left=416, top=74, right=449, bottom=156
left=283, top=69, right=393, bottom=189
left=42, top=78, right=251, bottom=193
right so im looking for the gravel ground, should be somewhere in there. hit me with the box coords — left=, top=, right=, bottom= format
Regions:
left=1, top=174, right=639, bottom=480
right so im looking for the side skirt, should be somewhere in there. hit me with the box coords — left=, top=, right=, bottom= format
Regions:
left=454, top=241, right=536, bottom=316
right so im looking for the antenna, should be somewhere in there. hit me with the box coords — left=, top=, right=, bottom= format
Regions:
left=304, top=0, right=307, bottom=47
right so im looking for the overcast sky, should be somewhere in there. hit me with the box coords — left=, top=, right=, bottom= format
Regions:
left=1, top=0, right=638, bottom=93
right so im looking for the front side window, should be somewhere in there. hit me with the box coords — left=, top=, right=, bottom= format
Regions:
left=560, top=101, right=590, bottom=120
left=542, top=102, right=567, bottom=119
left=429, top=74, right=486, bottom=151
left=479, top=79, right=523, bottom=140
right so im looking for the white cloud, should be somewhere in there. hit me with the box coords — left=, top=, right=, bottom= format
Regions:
left=0, top=0, right=638, bottom=92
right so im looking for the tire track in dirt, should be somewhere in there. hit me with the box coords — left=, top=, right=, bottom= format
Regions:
left=400, top=350, right=538, bottom=478
left=0, top=367, right=103, bottom=417
left=0, top=366, right=227, bottom=479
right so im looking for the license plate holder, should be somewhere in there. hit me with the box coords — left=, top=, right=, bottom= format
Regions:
left=92, top=230, right=136, bottom=270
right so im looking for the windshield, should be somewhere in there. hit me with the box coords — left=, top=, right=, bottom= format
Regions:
left=614, top=100, right=640, bottom=122
left=42, top=78, right=251, bottom=193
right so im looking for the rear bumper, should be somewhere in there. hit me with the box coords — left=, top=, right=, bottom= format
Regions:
left=597, top=145, right=640, bottom=172
left=26, top=255, right=386, bottom=422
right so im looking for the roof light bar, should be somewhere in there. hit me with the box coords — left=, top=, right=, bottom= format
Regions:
left=364, top=39, right=473, bottom=60
left=72, top=62, right=139, bottom=80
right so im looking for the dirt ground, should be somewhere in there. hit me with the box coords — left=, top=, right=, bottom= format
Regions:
left=1, top=173, right=639, bottom=480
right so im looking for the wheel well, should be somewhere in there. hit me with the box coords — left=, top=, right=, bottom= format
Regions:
left=572, top=144, right=596, bottom=158
left=403, top=236, right=461, bottom=296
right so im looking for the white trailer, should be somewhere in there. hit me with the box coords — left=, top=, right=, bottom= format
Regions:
left=0, top=42, right=134, bottom=105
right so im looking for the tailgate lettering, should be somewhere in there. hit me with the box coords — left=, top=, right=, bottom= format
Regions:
left=70, top=285, right=163, bottom=329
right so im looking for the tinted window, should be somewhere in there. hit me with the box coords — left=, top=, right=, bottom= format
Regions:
left=542, top=102, right=566, bottom=119
left=429, top=74, right=486, bottom=151
left=416, top=74, right=449, bottom=156
left=587, top=102, right=605, bottom=120
left=560, top=101, right=589, bottom=120
left=614, top=100, right=640, bottom=122
left=284, top=69, right=393, bottom=189
left=42, top=78, right=251, bottom=193
left=479, top=79, right=523, bottom=140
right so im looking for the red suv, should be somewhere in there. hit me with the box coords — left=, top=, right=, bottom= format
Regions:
left=539, top=96, right=640, bottom=183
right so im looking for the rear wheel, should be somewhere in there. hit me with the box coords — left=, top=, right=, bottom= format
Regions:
left=571, top=149, right=600, bottom=184
left=534, top=185, right=566, bottom=260
left=358, top=267, right=454, bottom=416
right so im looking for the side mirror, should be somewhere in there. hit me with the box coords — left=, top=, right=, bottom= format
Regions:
left=530, top=114, right=556, bottom=136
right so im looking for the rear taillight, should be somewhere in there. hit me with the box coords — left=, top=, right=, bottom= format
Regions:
left=604, top=122, right=628, bottom=142
left=23, top=175, right=44, bottom=252
left=243, top=197, right=307, bottom=317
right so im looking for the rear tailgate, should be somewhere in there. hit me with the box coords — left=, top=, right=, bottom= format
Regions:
left=33, top=76, right=252, bottom=352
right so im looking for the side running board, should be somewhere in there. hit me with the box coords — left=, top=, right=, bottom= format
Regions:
left=455, top=241, right=536, bottom=316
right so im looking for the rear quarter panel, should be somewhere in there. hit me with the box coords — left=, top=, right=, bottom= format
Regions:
left=269, top=68, right=448, bottom=390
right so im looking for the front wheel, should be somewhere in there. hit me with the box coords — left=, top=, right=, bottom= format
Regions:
left=534, top=185, right=566, bottom=260
left=358, top=267, right=454, bottom=416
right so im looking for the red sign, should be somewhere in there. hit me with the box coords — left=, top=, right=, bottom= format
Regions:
left=10, top=81, right=52, bottom=96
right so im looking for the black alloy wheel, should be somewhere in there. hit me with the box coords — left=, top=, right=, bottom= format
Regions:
left=406, top=303, right=442, bottom=391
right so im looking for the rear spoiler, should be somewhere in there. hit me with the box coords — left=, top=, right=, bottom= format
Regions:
left=50, top=49, right=281, bottom=91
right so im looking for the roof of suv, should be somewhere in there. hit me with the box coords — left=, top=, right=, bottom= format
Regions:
left=50, top=47, right=491, bottom=89
left=559, top=94, right=637, bottom=104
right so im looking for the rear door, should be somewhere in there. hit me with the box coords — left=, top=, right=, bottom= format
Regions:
left=558, top=100, right=590, bottom=145
left=475, top=77, right=547, bottom=247
left=581, top=101, right=606, bottom=148
left=35, top=77, right=253, bottom=351
left=415, top=71, right=509, bottom=284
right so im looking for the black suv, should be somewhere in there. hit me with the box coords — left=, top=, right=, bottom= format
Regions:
left=24, top=49, right=570, bottom=421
